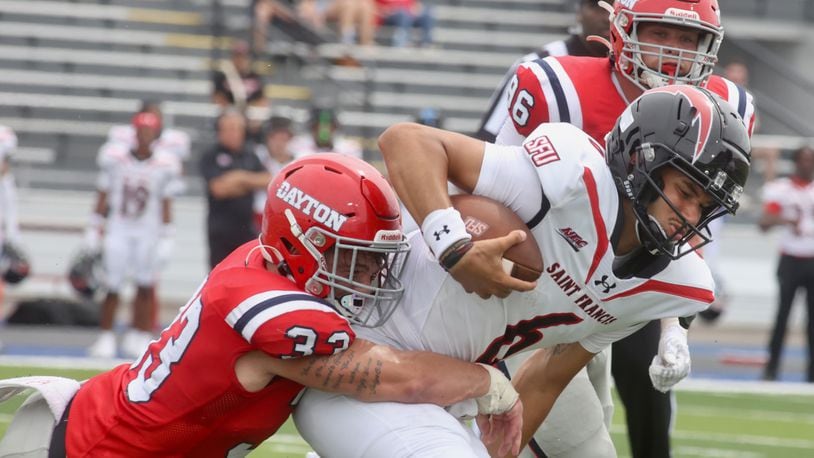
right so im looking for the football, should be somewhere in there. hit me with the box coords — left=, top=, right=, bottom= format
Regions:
left=450, top=194, right=544, bottom=281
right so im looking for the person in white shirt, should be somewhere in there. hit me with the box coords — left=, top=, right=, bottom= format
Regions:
left=759, top=146, right=814, bottom=382
left=292, top=86, right=751, bottom=456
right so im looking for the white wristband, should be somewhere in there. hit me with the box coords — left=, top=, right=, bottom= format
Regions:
left=421, top=207, right=471, bottom=259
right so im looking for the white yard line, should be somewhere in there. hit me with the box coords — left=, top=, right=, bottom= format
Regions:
left=678, top=405, right=814, bottom=424
left=610, top=425, right=814, bottom=450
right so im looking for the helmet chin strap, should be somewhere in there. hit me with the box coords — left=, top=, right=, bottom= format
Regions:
left=586, top=35, right=611, bottom=51
left=635, top=210, right=675, bottom=255
left=640, top=70, right=670, bottom=89
left=339, top=292, right=365, bottom=316
left=597, top=0, right=614, bottom=15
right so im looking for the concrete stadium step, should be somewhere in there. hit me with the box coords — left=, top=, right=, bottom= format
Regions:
left=0, top=44, right=212, bottom=75
left=446, top=0, right=567, bottom=11
left=0, top=0, right=205, bottom=28
left=0, top=69, right=211, bottom=101
left=435, top=4, right=573, bottom=29
left=0, top=20, right=228, bottom=54
left=321, top=66, right=503, bottom=93
left=317, top=43, right=520, bottom=72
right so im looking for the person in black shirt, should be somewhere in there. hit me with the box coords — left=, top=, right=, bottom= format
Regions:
left=200, top=110, right=271, bottom=268
left=212, top=40, right=268, bottom=110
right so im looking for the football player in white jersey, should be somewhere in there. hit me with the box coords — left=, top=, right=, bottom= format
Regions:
left=86, top=112, right=184, bottom=359
left=293, top=86, right=751, bottom=457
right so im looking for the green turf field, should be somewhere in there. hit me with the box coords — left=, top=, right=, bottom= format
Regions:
left=1, top=365, right=812, bottom=457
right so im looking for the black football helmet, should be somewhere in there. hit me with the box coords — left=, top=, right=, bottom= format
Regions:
left=68, top=249, right=104, bottom=298
left=0, top=242, right=30, bottom=284
left=606, top=85, right=751, bottom=259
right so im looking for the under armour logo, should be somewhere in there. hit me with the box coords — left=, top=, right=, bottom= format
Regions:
left=433, top=225, right=451, bottom=241
left=594, top=275, right=617, bottom=294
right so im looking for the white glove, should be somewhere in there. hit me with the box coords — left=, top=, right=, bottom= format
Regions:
left=474, top=363, right=519, bottom=415
left=155, top=225, right=175, bottom=270
left=648, top=319, right=690, bottom=393
left=83, top=213, right=105, bottom=253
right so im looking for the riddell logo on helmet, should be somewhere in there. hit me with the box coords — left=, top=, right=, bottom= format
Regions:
left=376, top=231, right=403, bottom=242
left=618, top=0, right=637, bottom=8
left=276, top=181, right=348, bottom=231
left=665, top=8, right=700, bottom=20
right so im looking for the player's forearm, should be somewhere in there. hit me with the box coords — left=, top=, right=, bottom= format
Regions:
left=511, top=344, right=594, bottom=446
left=379, top=123, right=454, bottom=225
left=273, top=339, right=489, bottom=405
left=510, top=350, right=560, bottom=446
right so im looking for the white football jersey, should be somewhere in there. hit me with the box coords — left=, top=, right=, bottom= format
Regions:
left=357, top=123, right=713, bottom=360
left=96, top=142, right=183, bottom=234
left=761, top=177, right=814, bottom=257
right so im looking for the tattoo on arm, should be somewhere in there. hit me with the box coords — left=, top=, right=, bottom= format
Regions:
left=301, top=348, right=386, bottom=396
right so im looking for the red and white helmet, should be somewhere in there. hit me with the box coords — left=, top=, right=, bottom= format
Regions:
left=607, top=0, right=723, bottom=90
left=260, top=153, right=410, bottom=327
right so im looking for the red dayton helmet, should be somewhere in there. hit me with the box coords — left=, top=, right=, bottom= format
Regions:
left=608, top=0, right=723, bottom=90
left=261, top=153, right=410, bottom=327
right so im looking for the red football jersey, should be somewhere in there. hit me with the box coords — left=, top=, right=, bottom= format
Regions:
left=500, top=56, right=755, bottom=145
left=66, top=242, right=355, bottom=457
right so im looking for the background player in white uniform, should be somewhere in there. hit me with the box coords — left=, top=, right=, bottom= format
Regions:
left=86, top=112, right=184, bottom=359
left=293, top=86, right=751, bottom=457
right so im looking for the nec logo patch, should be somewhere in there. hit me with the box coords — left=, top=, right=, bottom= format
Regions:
left=557, top=227, right=588, bottom=252
left=524, top=135, right=560, bottom=167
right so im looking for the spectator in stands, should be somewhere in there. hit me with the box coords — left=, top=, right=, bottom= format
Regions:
left=253, top=115, right=295, bottom=227
left=251, top=0, right=297, bottom=55
left=759, top=145, right=814, bottom=383
left=200, top=110, right=271, bottom=269
left=252, top=0, right=376, bottom=47
left=476, top=0, right=612, bottom=142
left=375, top=0, right=435, bottom=48
left=289, top=106, right=363, bottom=159
left=85, top=111, right=183, bottom=359
left=212, top=40, right=268, bottom=111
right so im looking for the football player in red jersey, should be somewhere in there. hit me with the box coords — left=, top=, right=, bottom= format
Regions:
left=495, top=1, right=755, bottom=457
left=0, top=154, right=529, bottom=458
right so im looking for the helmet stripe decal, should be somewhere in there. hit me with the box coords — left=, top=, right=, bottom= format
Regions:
left=648, top=86, right=714, bottom=163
